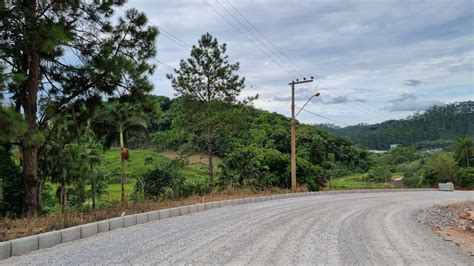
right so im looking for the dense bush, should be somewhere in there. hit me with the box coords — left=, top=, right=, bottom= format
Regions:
left=366, top=167, right=391, bottom=183
left=0, top=145, right=23, bottom=216
left=423, top=153, right=458, bottom=185
left=403, top=172, right=423, bottom=188
left=457, top=167, right=474, bottom=189
left=220, top=146, right=327, bottom=191
left=131, top=160, right=185, bottom=201
left=385, top=147, right=420, bottom=165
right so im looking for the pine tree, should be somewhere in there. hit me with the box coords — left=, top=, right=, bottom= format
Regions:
left=0, top=1, right=158, bottom=214
left=167, top=33, right=246, bottom=189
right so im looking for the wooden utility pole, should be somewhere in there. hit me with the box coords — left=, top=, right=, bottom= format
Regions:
left=290, top=78, right=314, bottom=192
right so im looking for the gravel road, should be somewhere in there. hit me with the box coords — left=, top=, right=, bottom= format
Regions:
left=2, top=191, right=474, bottom=265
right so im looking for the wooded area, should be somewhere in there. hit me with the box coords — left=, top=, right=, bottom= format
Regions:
left=321, top=101, right=474, bottom=150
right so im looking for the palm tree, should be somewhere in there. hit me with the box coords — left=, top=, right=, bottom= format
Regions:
left=454, top=136, right=473, bottom=167
left=92, top=101, right=149, bottom=203
left=82, top=126, right=103, bottom=209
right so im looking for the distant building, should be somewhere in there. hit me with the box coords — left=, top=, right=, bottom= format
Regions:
left=390, top=144, right=400, bottom=149
left=368, top=150, right=387, bottom=154
left=426, top=148, right=444, bottom=153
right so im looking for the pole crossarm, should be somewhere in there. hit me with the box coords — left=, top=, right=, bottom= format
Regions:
left=289, top=79, right=314, bottom=86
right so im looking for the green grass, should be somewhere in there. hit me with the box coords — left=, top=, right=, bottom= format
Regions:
left=181, top=163, right=209, bottom=184
left=330, top=173, right=393, bottom=190
left=98, top=149, right=169, bottom=178
left=98, top=149, right=211, bottom=200
left=104, top=179, right=136, bottom=200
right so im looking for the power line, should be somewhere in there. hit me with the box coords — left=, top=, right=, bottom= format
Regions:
left=225, top=0, right=311, bottom=78
left=217, top=1, right=399, bottom=121
left=202, top=0, right=300, bottom=79
left=211, top=1, right=397, bottom=121
left=159, top=27, right=193, bottom=51
left=296, top=106, right=349, bottom=126
left=215, top=0, right=301, bottom=78
left=117, top=3, right=365, bottom=126
left=160, top=31, right=192, bottom=51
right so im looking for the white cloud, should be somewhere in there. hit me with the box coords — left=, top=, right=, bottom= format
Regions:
left=123, top=0, right=473, bottom=126
left=385, top=94, right=444, bottom=112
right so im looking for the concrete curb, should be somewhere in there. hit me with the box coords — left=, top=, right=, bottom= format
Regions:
left=109, top=217, right=124, bottom=231
left=136, top=213, right=149, bottom=224
left=123, top=215, right=137, bottom=228
left=0, top=241, right=10, bottom=260
left=11, top=235, right=38, bottom=257
left=61, top=226, right=81, bottom=243
left=0, top=188, right=439, bottom=260
left=38, top=231, right=61, bottom=249
left=80, top=223, right=98, bottom=238
left=97, top=220, right=110, bottom=233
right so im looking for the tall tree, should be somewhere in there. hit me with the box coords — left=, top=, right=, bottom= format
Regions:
left=92, top=100, right=149, bottom=203
left=0, top=1, right=157, bottom=214
left=167, top=33, right=246, bottom=189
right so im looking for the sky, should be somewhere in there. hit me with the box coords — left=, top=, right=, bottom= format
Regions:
left=120, top=0, right=473, bottom=126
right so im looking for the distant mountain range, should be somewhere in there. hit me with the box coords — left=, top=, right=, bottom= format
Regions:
left=318, top=101, right=474, bottom=150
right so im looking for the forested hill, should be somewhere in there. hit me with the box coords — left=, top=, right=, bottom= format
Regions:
left=318, top=101, right=474, bottom=150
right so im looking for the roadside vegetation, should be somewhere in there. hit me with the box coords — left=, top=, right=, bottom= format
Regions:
left=0, top=0, right=472, bottom=240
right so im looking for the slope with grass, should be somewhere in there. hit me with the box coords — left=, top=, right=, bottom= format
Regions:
left=329, top=173, right=393, bottom=189
left=98, top=149, right=210, bottom=200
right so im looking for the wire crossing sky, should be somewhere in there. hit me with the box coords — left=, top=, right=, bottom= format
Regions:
left=123, top=0, right=473, bottom=126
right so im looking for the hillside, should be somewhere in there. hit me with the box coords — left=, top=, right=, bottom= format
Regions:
left=319, top=101, right=474, bottom=150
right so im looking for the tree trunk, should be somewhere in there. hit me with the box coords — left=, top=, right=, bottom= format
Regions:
left=23, top=145, right=39, bottom=214
left=22, top=0, right=41, bottom=215
left=466, top=149, right=470, bottom=168
left=207, top=125, right=214, bottom=190
left=91, top=162, right=96, bottom=209
left=120, top=128, right=125, bottom=203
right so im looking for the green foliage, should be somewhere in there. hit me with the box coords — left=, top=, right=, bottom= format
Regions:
left=1, top=0, right=158, bottom=214
left=220, top=145, right=327, bottom=191
left=423, top=153, right=459, bottom=185
left=92, top=99, right=150, bottom=149
left=403, top=172, right=423, bottom=188
left=453, top=136, right=473, bottom=167
left=366, top=167, right=392, bottom=183
left=296, top=158, right=328, bottom=191
left=167, top=33, right=249, bottom=186
left=0, top=144, right=23, bottom=216
left=457, top=167, right=474, bottom=189
left=385, top=147, right=419, bottom=165
left=0, top=105, right=26, bottom=144
left=323, top=101, right=474, bottom=150
left=131, top=160, right=185, bottom=201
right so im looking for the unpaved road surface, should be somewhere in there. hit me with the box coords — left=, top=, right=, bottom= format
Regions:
left=2, top=191, right=474, bottom=265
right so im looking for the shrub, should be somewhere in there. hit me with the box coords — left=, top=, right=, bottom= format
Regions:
left=0, top=144, right=23, bottom=216
left=423, top=153, right=458, bottom=185
left=403, top=172, right=423, bottom=188
left=131, top=160, right=185, bottom=201
left=366, top=167, right=391, bottom=183
left=457, top=167, right=474, bottom=189
left=220, top=145, right=328, bottom=191
left=296, top=159, right=328, bottom=191
left=385, top=147, right=420, bottom=165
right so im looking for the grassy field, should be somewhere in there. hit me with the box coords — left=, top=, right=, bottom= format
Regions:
left=98, top=149, right=210, bottom=200
left=329, top=173, right=394, bottom=190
